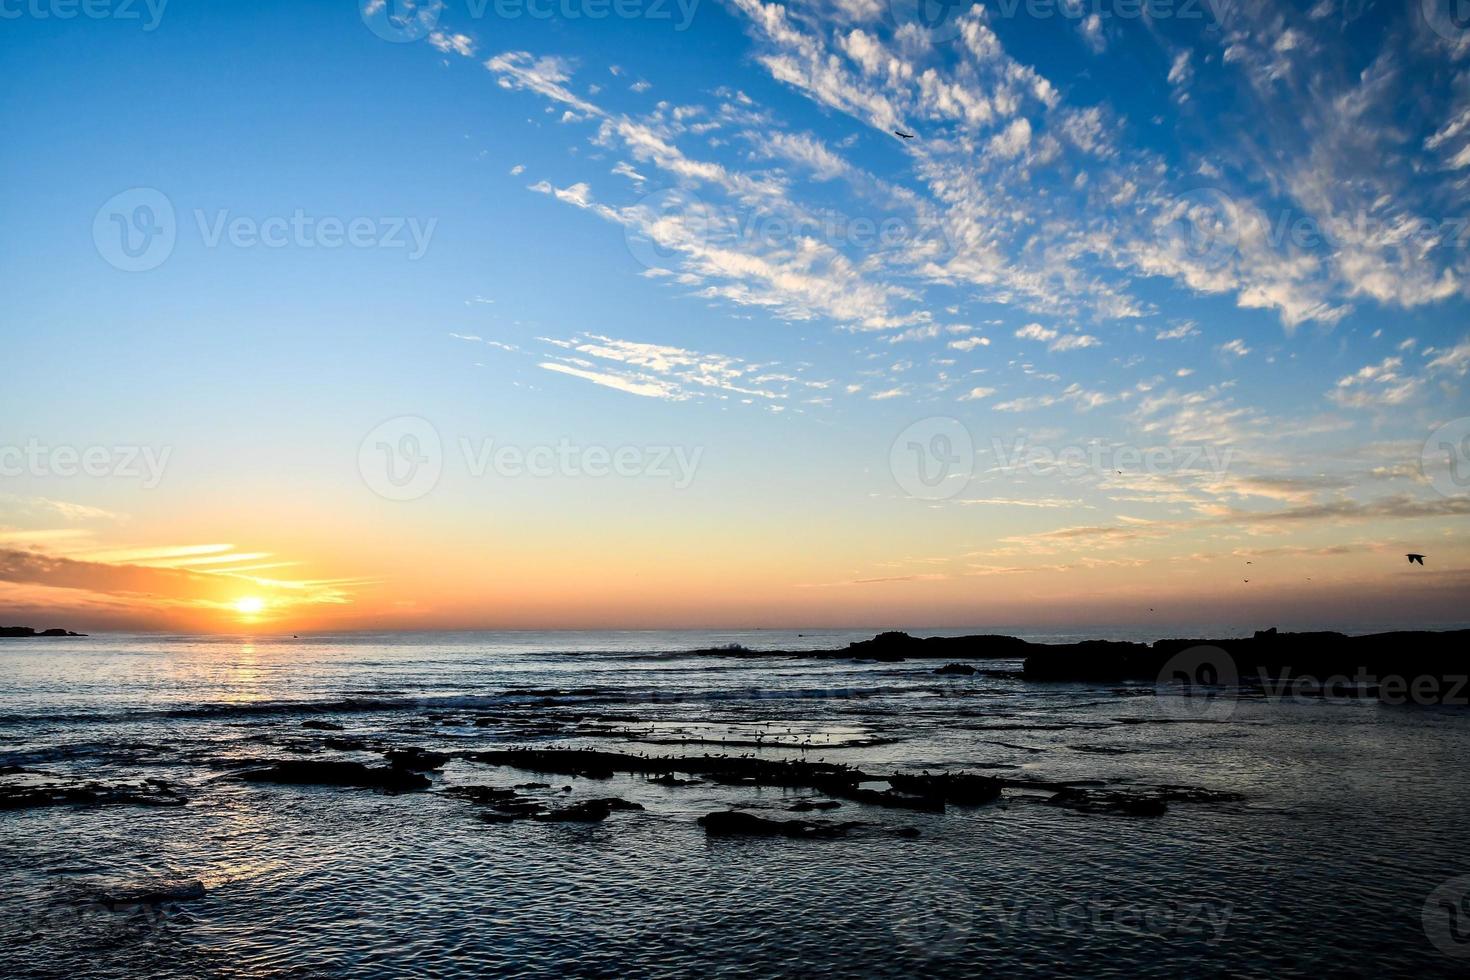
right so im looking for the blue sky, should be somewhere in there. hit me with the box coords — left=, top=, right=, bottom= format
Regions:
left=2, top=0, right=1469, bottom=630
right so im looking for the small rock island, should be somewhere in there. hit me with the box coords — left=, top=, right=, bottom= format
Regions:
left=0, top=626, right=87, bottom=637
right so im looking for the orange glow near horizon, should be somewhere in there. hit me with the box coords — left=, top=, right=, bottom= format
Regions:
left=2, top=500, right=1468, bottom=634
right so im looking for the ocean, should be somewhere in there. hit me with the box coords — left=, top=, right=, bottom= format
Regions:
left=3, top=629, right=1469, bottom=977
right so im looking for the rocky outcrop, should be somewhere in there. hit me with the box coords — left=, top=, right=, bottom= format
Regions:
left=238, top=759, right=429, bottom=793
left=0, top=773, right=186, bottom=810
left=889, top=771, right=1003, bottom=805
left=0, top=626, right=85, bottom=637
left=682, top=628, right=1470, bottom=702
left=698, top=809, right=859, bottom=839
left=384, top=747, right=451, bottom=771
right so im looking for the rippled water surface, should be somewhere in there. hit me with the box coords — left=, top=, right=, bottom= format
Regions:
left=3, top=630, right=1469, bottom=978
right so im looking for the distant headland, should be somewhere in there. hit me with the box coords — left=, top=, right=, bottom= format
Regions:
left=694, top=628, right=1470, bottom=701
left=0, top=626, right=86, bottom=637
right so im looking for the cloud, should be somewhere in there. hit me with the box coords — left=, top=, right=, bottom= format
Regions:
left=0, top=546, right=354, bottom=617
left=1156, top=322, right=1199, bottom=340
left=537, top=361, right=684, bottom=400
left=1329, top=355, right=1422, bottom=408
left=1015, top=323, right=1057, bottom=342
left=536, top=332, right=806, bottom=404
left=429, top=32, right=474, bottom=57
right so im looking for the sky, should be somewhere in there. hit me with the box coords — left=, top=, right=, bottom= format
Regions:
left=2, top=0, right=1469, bottom=634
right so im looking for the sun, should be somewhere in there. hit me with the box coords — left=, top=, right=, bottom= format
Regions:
left=234, top=597, right=266, bottom=616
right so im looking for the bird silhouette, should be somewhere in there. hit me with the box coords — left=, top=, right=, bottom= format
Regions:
left=1407, top=553, right=1426, bottom=565
left=894, top=130, right=915, bottom=139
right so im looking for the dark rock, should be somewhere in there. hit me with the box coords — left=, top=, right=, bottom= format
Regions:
left=98, top=880, right=205, bottom=908
left=789, top=799, right=842, bottom=812
left=842, top=787, right=945, bottom=812
left=534, top=797, right=643, bottom=822
left=698, top=810, right=858, bottom=839
left=323, top=736, right=370, bottom=752
left=445, top=785, right=523, bottom=806
left=301, top=720, right=344, bottom=731
left=1044, top=788, right=1168, bottom=817
left=239, top=760, right=429, bottom=793
left=385, top=747, right=451, bottom=771
left=934, top=663, right=977, bottom=676
left=889, top=771, right=1002, bottom=805
left=465, top=748, right=870, bottom=794
left=674, top=629, right=1470, bottom=705
left=0, top=774, right=186, bottom=810
left=1, top=626, right=85, bottom=637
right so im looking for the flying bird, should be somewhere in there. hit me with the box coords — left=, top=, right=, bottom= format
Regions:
left=894, top=130, right=915, bottom=139
left=1406, top=553, right=1426, bottom=565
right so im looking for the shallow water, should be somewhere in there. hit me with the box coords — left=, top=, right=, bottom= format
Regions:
left=3, top=630, right=1469, bottom=978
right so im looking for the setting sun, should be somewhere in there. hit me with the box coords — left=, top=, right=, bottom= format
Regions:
left=234, top=597, right=265, bottom=616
